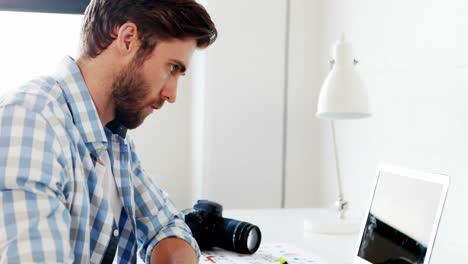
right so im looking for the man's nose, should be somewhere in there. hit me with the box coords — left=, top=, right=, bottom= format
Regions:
left=160, top=78, right=178, bottom=103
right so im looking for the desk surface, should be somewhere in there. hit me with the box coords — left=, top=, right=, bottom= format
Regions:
left=224, top=208, right=358, bottom=264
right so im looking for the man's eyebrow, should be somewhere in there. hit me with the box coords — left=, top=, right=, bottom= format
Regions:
left=170, top=59, right=187, bottom=73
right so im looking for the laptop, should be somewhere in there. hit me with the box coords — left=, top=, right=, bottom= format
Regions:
left=353, top=164, right=449, bottom=264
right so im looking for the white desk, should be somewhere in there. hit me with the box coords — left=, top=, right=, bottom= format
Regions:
left=223, top=208, right=459, bottom=264
left=224, top=208, right=358, bottom=264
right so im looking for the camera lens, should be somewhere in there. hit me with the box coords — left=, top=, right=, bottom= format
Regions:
left=219, top=218, right=262, bottom=254
left=247, top=228, right=259, bottom=252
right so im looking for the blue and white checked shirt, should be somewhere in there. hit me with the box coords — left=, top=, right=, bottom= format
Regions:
left=0, top=57, right=200, bottom=263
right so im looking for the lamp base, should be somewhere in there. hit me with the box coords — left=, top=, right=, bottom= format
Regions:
left=304, top=209, right=362, bottom=235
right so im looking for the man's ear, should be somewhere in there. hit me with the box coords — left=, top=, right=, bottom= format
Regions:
left=115, top=22, right=140, bottom=56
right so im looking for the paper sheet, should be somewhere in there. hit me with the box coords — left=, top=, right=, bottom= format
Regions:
left=200, top=243, right=328, bottom=264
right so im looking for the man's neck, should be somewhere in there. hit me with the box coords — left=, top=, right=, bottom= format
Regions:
left=76, top=55, right=117, bottom=126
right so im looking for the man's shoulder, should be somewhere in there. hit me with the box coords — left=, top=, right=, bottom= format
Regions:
left=0, top=75, right=70, bottom=121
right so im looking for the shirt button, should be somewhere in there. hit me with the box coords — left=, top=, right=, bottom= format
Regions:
left=113, top=229, right=119, bottom=237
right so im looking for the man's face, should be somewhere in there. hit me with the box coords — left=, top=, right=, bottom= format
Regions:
left=112, top=39, right=197, bottom=129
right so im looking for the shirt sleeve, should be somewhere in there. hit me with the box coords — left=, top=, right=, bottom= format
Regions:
left=0, top=105, right=73, bottom=263
left=127, top=137, right=200, bottom=263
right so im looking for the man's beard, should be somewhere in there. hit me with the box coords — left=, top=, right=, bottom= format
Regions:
left=111, top=62, right=152, bottom=129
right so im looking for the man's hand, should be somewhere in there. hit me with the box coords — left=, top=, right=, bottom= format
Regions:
left=151, top=237, right=198, bottom=264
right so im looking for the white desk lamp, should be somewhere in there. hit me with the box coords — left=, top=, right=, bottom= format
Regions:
left=305, top=34, right=371, bottom=234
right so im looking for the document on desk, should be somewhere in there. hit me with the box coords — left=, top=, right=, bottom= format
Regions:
left=200, top=243, right=328, bottom=264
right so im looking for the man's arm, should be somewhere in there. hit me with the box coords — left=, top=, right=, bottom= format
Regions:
left=128, top=137, right=200, bottom=263
left=151, top=237, right=198, bottom=264
left=0, top=105, right=72, bottom=262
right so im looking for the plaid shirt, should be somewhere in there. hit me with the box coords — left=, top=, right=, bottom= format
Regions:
left=0, top=57, right=199, bottom=263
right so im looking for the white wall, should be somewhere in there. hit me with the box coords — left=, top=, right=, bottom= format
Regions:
left=316, top=0, right=468, bottom=260
left=284, top=0, right=325, bottom=207
left=198, top=0, right=287, bottom=209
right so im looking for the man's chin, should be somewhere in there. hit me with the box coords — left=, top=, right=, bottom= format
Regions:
left=117, top=115, right=145, bottom=130
left=115, top=107, right=152, bottom=129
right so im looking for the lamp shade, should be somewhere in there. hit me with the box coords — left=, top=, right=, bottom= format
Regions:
left=316, top=36, right=370, bottom=120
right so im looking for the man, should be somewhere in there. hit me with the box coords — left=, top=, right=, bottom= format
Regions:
left=0, top=0, right=217, bottom=263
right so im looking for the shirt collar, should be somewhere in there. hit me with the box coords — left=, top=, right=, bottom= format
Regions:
left=54, top=56, right=108, bottom=144
left=106, top=119, right=128, bottom=139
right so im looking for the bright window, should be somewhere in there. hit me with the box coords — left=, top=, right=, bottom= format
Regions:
left=0, top=11, right=83, bottom=94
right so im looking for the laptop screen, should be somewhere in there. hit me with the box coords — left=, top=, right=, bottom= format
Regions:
left=355, top=166, right=449, bottom=264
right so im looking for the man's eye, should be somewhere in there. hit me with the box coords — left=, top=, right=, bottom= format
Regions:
left=170, top=64, right=179, bottom=74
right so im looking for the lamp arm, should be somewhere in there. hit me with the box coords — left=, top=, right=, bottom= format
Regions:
left=330, top=121, right=348, bottom=219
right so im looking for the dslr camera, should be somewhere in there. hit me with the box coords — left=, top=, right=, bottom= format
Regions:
left=183, top=200, right=262, bottom=254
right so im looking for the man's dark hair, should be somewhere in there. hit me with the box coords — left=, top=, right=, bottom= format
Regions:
left=80, top=0, right=217, bottom=60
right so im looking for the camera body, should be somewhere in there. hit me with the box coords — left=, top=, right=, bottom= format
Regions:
left=183, top=200, right=261, bottom=254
